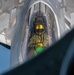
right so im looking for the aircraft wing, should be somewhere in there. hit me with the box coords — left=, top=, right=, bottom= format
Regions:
left=0, top=8, right=16, bottom=47
left=0, top=12, right=11, bottom=49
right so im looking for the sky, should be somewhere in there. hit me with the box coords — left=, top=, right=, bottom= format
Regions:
left=0, top=45, right=10, bottom=74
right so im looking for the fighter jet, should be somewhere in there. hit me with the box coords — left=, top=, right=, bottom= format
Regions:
left=0, top=0, right=60, bottom=67
left=0, top=0, right=74, bottom=75
left=0, top=0, right=73, bottom=73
